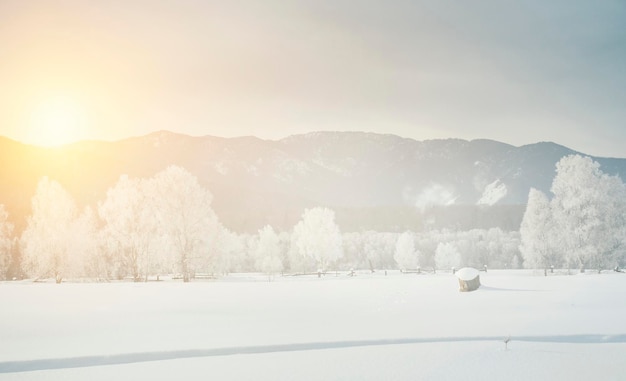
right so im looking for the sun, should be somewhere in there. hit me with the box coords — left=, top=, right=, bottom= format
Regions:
left=29, top=95, right=87, bottom=147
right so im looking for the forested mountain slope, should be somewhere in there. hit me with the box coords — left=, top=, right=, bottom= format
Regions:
left=2, top=131, right=625, bottom=232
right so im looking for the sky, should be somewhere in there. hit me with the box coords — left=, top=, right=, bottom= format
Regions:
left=1, top=0, right=625, bottom=157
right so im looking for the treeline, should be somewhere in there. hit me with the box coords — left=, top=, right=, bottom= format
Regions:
left=2, top=154, right=624, bottom=282
left=0, top=166, right=521, bottom=282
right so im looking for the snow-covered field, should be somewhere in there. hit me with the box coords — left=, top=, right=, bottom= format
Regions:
left=1, top=270, right=625, bottom=380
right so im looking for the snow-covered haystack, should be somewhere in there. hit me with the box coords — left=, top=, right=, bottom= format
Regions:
left=455, top=267, right=481, bottom=292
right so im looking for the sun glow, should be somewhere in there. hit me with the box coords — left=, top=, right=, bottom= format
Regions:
left=28, top=95, right=88, bottom=147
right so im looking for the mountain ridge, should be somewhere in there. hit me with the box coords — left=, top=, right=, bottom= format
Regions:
left=1, top=131, right=624, bottom=233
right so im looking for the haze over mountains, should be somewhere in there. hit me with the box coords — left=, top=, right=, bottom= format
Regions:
left=2, top=131, right=625, bottom=233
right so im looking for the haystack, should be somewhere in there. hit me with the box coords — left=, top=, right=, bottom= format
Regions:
left=455, top=267, right=480, bottom=292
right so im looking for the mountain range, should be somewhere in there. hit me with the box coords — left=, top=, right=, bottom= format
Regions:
left=2, top=130, right=625, bottom=233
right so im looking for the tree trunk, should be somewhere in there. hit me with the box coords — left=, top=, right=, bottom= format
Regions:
left=181, top=252, right=190, bottom=282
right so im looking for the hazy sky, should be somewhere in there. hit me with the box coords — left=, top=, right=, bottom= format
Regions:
left=1, top=0, right=625, bottom=156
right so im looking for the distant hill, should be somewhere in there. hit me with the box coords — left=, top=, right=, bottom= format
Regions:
left=2, top=131, right=625, bottom=233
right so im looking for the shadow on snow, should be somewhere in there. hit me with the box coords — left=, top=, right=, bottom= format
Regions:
left=2, top=334, right=626, bottom=373
left=479, top=286, right=544, bottom=292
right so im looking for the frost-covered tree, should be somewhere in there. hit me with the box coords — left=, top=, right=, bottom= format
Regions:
left=363, top=231, right=398, bottom=272
left=99, top=175, right=158, bottom=281
left=416, top=233, right=438, bottom=269
left=501, top=232, right=522, bottom=269
left=511, top=254, right=522, bottom=269
left=339, top=231, right=398, bottom=271
left=341, top=232, right=363, bottom=269
left=209, top=227, right=244, bottom=275
left=585, top=173, right=626, bottom=272
left=277, top=231, right=291, bottom=272
left=291, top=207, right=343, bottom=272
left=482, top=228, right=506, bottom=268
left=68, top=206, right=99, bottom=278
left=415, top=229, right=520, bottom=270
left=520, top=188, right=559, bottom=275
left=550, top=155, right=626, bottom=272
left=362, top=232, right=381, bottom=272
left=241, top=233, right=260, bottom=272
left=21, top=177, right=79, bottom=283
left=0, top=205, right=14, bottom=280
left=288, top=233, right=311, bottom=274
left=394, top=231, right=419, bottom=271
left=434, top=242, right=461, bottom=271
left=254, top=225, right=283, bottom=280
left=152, top=166, right=219, bottom=282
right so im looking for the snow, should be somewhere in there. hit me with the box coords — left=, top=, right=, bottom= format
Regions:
left=454, top=267, right=480, bottom=281
left=477, top=179, right=508, bottom=206
left=414, top=184, right=458, bottom=210
left=1, top=271, right=626, bottom=380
